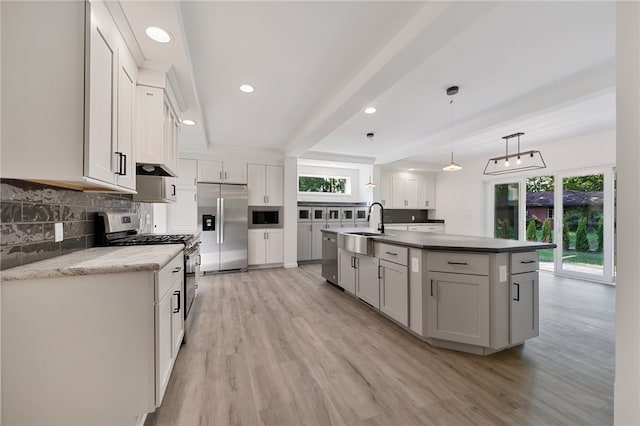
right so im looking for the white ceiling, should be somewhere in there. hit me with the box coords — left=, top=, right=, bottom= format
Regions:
left=117, top=1, right=615, bottom=170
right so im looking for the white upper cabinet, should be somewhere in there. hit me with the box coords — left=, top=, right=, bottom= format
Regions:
left=247, top=164, right=283, bottom=206
left=197, top=160, right=247, bottom=184
left=377, top=172, right=435, bottom=209
left=1, top=1, right=138, bottom=193
left=136, top=72, right=180, bottom=177
left=175, top=158, right=198, bottom=187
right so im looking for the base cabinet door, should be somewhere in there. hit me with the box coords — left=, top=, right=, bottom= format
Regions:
left=297, top=223, right=312, bottom=261
left=155, top=286, right=174, bottom=405
left=511, top=271, right=539, bottom=343
left=338, top=249, right=356, bottom=294
left=427, top=271, right=490, bottom=346
left=248, top=230, right=267, bottom=265
left=311, top=224, right=325, bottom=260
left=380, top=259, right=409, bottom=326
left=356, top=255, right=380, bottom=308
left=265, top=229, right=284, bottom=264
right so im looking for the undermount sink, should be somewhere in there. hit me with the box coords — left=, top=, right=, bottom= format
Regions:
left=337, top=231, right=380, bottom=256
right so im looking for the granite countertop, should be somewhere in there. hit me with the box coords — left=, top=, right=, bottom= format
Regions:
left=322, top=227, right=556, bottom=253
left=1, top=245, right=184, bottom=282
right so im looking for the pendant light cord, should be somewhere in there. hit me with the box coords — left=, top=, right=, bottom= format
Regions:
left=450, top=99, right=454, bottom=156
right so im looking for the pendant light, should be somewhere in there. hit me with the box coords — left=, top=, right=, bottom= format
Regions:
left=483, top=132, right=547, bottom=175
left=443, top=86, right=462, bottom=172
left=366, top=132, right=376, bottom=188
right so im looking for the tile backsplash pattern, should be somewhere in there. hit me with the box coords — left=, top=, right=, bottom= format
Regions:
left=0, top=179, right=153, bottom=270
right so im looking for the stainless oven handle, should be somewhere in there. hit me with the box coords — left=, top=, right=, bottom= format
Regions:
left=220, top=198, right=224, bottom=244
left=196, top=254, right=201, bottom=266
left=216, top=198, right=221, bottom=244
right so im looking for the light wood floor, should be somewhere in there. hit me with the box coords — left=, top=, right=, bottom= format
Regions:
left=145, top=265, right=614, bottom=426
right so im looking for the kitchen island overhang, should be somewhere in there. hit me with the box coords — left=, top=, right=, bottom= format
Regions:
left=323, top=227, right=556, bottom=355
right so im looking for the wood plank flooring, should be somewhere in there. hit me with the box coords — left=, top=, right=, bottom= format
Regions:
left=145, top=265, right=614, bottom=426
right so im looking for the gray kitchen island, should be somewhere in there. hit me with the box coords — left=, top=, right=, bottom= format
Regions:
left=321, top=227, right=556, bottom=355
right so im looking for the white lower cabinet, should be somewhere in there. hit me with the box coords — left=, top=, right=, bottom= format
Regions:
left=356, top=255, right=380, bottom=308
left=1, top=251, right=184, bottom=425
left=379, top=259, right=409, bottom=326
left=338, top=249, right=378, bottom=304
left=297, top=223, right=313, bottom=261
left=427, top=271, right=490, bottom=347
left=249, top=229, right=284, bottom=265
left=510, top=271, right=539, bottom=343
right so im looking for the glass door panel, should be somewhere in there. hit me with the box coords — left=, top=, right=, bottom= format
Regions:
left=559, top=173, right=604, bottom=277
left=494, top=183, right=519, bottom=240
left=526, top=176, right=555, bottom=272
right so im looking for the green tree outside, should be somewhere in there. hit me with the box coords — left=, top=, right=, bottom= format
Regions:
left=541, top=218, right=552, bottom=243
left=575, top=218, right=590, bottom=252
left=526, top=219, right=537, bottom=241
left=298, top=176, right=347, bottom=193
left=563, top=222, right=570, bottom=250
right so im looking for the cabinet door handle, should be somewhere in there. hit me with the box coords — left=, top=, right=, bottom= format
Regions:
left=513, top=283, right=520, bottom=301
left=225, top=171, right=228, bottom=180
left=196, top=254, right=201, bottom=266
left=266, top=195, right=269, bottom=204
left=378, top=265, right=382, bottom=279
left=520, top=260, right=536, bottom=264
left=355, top=257, right=359, bottom=269
left=430, top=279, right=435, bottom=297
left=350, top=256, right=354, bottom=268
left=115, top=152, right=123, bottom=175
left=119, top=153, right=127, bottom=176
left=172, top=266, right=182, bottom=273
left=219, top=171, right=223, bottom=180
left=447, top=261, right=468, bottom=266
left=171, top=184, right=176, bottom=196
left=385, top=251, right=398, bottom=256
left=173, top=290, right=181, bottom=313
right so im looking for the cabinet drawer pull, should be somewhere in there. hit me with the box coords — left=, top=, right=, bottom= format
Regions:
left=513, top=283, right=520, bottom=301
left=447, top=261, right=468, bottom=266
left=520, top=260, right=536, bottom=264
left=385, top=251, right=398, bottom=256
left=173, top=290, right=181, bottom=313
left=172, top=266, right=182, bottom=273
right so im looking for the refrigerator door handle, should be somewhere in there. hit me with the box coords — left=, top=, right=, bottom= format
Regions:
left=216, top=198, right=221, bottom=244
left=220, top=198, right=225, bottom=244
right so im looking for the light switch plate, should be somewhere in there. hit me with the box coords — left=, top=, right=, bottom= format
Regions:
left=411, top=257, right=419, bottom=273
left=54, top=223, right=63, bottom=242
left=499, top=265, right=507, bottom=282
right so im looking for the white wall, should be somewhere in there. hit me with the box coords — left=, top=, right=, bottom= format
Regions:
left=615, top=3, right=640, bottom=424
left=434, top=128, right=616, bottom=237
left=297, top=163, right=374, bottom=203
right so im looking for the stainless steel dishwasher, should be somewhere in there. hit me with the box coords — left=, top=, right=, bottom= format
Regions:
left=321, top=233, right=338, bottom=285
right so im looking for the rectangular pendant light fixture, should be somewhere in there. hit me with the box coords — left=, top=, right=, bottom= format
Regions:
left=483, top=132, right=547, bottom=175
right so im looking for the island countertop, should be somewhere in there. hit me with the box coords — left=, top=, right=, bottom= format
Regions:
left=322, top=227, right=556, bottom=253
left=1, top=244, right=184, bottom=282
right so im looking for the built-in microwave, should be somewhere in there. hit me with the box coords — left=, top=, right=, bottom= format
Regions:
left=249, top=206, right=283, bottom=228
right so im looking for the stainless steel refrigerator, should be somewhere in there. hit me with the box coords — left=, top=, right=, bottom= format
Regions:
left=197, top=183, right=248, bottom=273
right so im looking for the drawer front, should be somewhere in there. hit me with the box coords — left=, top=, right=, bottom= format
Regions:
left=157, top=253, right=183, bottom=301
left=423, top=225, right=444, bottom=233
left=375, top=242, right=408, bottom=266
left=511, top=251, right=539, bottom=274
left=427, top=252, right=489, bottom=276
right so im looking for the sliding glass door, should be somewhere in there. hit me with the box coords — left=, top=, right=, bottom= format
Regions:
left=556, top=169, right=615, bottom=282
left=489, top=167, right=615, bottom=283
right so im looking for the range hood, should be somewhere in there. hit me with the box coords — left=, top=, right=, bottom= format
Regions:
left=136, top=164, right=177, bottom=177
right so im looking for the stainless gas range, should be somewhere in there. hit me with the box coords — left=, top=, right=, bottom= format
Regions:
left=96, top=212, right=200, bottom=343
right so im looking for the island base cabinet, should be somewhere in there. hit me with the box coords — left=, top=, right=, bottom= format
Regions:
left=380, top=259, right=409, bottom=326
left=356, top=254, right=380, bottom=308
left=338, top=249, right=356, bottom=293
left=427, top=271, right=490, bottom=347
left=511, top=271, right=539, bottom=343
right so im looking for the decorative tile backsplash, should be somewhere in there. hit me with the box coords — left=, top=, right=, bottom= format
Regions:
left=0, top=179, right=153, bottom=270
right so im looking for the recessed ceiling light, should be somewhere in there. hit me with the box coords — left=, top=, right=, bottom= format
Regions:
left=145, top=26, right=172, bottom=44
left=408, top=168, right=415, bottom=171
left=239, top=84, right=255, bottom=93
left=364, top=107, right=376, bottom=114
left=182, top=119, right=196, bottom=126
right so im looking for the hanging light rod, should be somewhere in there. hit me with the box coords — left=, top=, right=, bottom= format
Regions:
left=483, top=132, right=546, bottom=175
left=365, top=132, right=376, bottom=188
left=443, top=85, right=462, bottom=172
